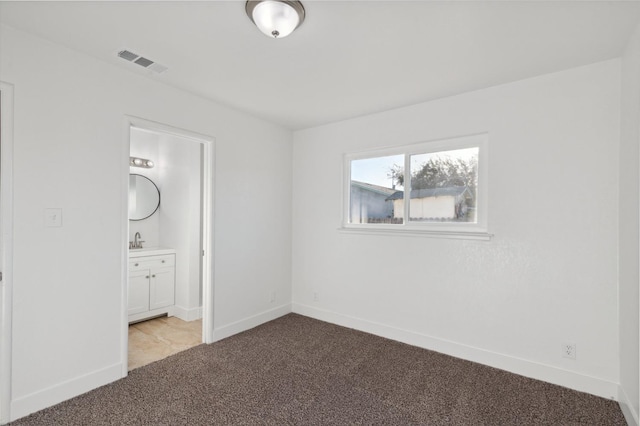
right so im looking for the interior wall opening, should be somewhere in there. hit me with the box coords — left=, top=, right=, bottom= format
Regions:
left=126, top=124, right=209, bottom=371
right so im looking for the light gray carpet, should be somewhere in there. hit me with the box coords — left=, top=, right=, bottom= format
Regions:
left=12, top=314, right=626, bottom=425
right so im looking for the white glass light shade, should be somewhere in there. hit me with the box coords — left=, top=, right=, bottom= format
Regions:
left=248, top=1, right=304, bottom=38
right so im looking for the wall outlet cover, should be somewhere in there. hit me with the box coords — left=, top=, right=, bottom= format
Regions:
left=562, top=342, right=576, bottom=359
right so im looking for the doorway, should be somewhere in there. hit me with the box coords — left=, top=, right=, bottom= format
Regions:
left=122, top=117, right=214, bottom=374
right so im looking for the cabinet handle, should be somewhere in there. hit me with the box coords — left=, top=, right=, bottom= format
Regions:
left=162, top=260, right=165, bottom=263
left=145, top=276, right=149, bottom=279
left=152, top=275, right=156, bottom=278
left=135, top=263, right=139, bottom=267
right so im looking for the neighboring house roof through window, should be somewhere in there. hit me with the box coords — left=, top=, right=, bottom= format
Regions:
left=351, top=180, right=397, bottom=196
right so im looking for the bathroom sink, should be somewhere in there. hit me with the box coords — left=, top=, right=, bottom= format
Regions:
left=129, top=247, right=176, bottom=258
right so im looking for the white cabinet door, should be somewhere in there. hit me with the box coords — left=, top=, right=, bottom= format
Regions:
left=128, top=269, right=150, bottom=315
left=149, top=266, right=175, bottom=310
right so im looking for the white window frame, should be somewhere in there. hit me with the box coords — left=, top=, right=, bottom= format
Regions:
left=341, top=133, right=491, bottom=240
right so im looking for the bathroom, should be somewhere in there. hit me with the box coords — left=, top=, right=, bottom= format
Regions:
left=127, top=126, right=204, bottom=369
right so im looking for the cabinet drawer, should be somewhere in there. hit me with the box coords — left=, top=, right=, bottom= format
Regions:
left=129, top=254, right=175, bottom=271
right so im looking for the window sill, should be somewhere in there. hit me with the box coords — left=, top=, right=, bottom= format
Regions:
left=338, top=226, right=493, bottom=241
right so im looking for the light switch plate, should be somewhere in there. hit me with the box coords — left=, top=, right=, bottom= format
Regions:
left=45, top=208, right=62, bottom=227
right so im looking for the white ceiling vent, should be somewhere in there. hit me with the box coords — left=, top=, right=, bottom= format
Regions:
left=117, top=50, right=167, bottom=74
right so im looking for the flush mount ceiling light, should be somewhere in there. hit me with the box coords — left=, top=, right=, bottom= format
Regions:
left=246, top=0, right=305, bottom=39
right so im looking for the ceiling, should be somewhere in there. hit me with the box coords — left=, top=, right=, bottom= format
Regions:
left=1, top=1, right=640, bottom=130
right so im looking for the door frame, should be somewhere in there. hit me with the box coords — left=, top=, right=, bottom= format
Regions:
left=121, top=116, right=215, bottom=375
left=0, top=81, right=15, bottom=424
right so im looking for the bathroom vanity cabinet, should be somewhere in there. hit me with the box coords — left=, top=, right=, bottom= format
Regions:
left=128, top=248, right=176, bottom=323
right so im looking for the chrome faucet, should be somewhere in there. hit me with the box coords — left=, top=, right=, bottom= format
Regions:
left=129, top=232, right=145, bottom=249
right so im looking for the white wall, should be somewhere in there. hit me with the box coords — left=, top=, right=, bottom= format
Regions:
left=619, top=21, right=640, bottom=425
left=0, top=24, right=292, bottom=421
left=157, top=132, right=203, bottom=320
left=292, top=60, right=621, bottom=399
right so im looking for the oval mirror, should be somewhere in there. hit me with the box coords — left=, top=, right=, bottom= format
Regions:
left=129, top=174, right=160, bottom=221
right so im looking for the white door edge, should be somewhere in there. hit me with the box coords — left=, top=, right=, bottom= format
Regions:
left=0, top=81, right=15, bottom=424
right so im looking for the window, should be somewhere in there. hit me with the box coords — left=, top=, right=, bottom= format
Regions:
left=343, top=134, right=489, bottom=239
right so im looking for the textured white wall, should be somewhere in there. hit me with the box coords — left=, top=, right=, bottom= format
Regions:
left=292, top=60, right=621, bottom=398
left=620, top=21, right=640, bottom=425
left=0, top=24, right=292, bottom=420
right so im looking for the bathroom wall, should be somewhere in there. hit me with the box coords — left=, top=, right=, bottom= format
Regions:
left=129, top=128, right=161, bottom=247
left=157, top=133, right=203, bottom=320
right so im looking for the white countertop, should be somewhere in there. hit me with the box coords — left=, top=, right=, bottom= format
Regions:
left=128, top=247, right=176, bottom=258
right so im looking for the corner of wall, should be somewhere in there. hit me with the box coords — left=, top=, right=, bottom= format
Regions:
left=620, top=384, right=639, bottom=426
left=213, top=304, right=292, bottom=342
left=619, top=17, right=640, bottom=423
left=172, top=306, right=203, bottom=322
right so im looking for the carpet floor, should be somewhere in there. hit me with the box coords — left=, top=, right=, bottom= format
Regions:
left=12, top=314, right=626, bottom=425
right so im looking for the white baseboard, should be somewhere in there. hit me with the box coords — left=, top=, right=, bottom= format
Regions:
left=213, top=303, right=291, bottom=342
left=173, top=305, right=203, bottom=322
left=619, top=385, right=639, bottom=426
left=292, top=303, right=619, bottom=401
left=9, top=362, right=122, bottom=422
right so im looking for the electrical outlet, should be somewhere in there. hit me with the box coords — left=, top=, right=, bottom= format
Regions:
left=562, top=342, right=576, bottom=359
left=313, top=291, right=319, bottom=302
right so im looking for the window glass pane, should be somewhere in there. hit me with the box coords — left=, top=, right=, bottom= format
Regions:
left=409, top=147, right=478, bottom=223
left=350, top=154, right=404, bottom=224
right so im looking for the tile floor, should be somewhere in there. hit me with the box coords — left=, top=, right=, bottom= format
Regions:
left=128, top=316, right=202, bottom=371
